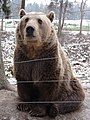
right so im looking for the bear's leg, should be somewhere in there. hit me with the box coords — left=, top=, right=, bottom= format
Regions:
left=58, top=80, right=85, bottom=114
left=17, top=82, right=34, bottom=112
left=47, top=104, right=59, bottom=118
left=29, top=104, right=47, bottom=117
left=58, top=100, right=82, bottom=114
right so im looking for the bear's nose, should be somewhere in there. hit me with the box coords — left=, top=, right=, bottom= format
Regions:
left=26, top=26, right=35, bottom=37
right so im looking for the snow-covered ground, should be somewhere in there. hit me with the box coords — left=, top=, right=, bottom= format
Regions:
left=1, top=31, right=16, bottom=84
left=1, top=23, right=90, bottom=89
left=60, top=33, right=90, bottom=87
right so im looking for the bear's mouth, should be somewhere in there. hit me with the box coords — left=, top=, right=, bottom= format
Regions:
left=26, top=34, right=37, bottom=41
left=26, top=34, right=36, bottom=38
left=25, top=35, right=38, bottom=43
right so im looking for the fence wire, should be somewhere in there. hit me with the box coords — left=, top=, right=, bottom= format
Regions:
left=16, top=79, right=78, bottom=83
left=0, top=101, right=85, bottom=104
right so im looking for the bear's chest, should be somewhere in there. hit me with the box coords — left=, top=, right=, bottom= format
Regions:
left=14, top=47, right=55, bottom=82
left=15, top=56, right=45, bottom=82
left=31, top=60, right=45, bottom=82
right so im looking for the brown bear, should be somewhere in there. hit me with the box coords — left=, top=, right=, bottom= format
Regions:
left=14, top=9, right=85, bottom=118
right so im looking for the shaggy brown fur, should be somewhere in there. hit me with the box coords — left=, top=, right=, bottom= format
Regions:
left=14, top=9, right=85, bottom=118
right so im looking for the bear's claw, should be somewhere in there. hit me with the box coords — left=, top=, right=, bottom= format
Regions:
left=29, top=106, right=46, bottom=117
left=17, top=103, right=30, bottom=112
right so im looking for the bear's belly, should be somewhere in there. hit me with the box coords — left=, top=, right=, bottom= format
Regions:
left=15, top=61, right=43, bottom=101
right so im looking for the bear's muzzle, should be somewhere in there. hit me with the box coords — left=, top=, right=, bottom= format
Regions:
left=26, top=26, right=35, bottom=38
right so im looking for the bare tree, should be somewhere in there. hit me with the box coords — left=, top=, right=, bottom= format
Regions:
left=57, top=0, right=63, bottom=37
left=48, top=0, right=70, bottom=37
left=79, top=0, right=87, bottom=35
left=21, top=0, right=25, bottom=9
left=57, top=0, right=69, bottom=37
left=61, top=0, right=68, bottom=30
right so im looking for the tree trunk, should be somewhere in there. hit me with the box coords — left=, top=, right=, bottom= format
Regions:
left=1, top=16, right=3, bottom=31
left=57, top=0, right=63, bottom=37
left=79, top=0, right=83, bottom=35
left=80, top=13, right=83, bottom=35
left=21, top=0, right=25, bottom=9
left=61, top=0, right=68, bottom=30
left=79, top=0, right=87, bottom=35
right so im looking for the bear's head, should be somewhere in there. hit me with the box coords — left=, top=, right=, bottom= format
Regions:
left=16, top=9, right=57, bottom=47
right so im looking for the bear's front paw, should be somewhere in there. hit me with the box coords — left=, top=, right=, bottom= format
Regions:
left=29, top=106, right=46, bottom=117
left=17, top=103, right=31, bottom=112
left=48, top=104, right=59, bottom=118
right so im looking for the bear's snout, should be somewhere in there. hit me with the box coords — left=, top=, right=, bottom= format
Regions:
left=26, top=26, right=35, bottom=37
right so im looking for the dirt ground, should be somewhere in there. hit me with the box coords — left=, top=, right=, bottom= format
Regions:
left=0, top=89, right=90, bottom=120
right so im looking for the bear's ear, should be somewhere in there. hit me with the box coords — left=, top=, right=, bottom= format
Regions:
left=19, top=9, right=26, bottom=18
left=47, top=11, right=54, bottom=22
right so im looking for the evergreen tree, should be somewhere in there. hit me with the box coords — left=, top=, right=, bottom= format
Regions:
left=1, top=0, right=11, bottom=18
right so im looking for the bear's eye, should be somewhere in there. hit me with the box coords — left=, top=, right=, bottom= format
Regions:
left=25, top=18, right=29, bottom=23
left=38, top=19, right=43, bottom=25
